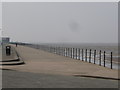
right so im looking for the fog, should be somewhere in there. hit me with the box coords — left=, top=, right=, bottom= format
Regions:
left=2, top=2, right=118, bottom=44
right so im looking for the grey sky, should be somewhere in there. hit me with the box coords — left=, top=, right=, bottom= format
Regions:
left=2, top=2, right=118, bottom=43
left=0, top=2, right=1, bottom=28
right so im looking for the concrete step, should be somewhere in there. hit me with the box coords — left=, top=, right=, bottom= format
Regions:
left=0, top=60, right=25, bottom=65
left=0, top=59, right=19, bottom=62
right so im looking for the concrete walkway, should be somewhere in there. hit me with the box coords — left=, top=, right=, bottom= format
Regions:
left=2, top=70, right=118, bottom=88
left=1, top=45, right=119, bottom=79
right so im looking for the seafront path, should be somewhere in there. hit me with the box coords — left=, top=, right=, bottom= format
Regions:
left=2, top=44, right=119, bottom=88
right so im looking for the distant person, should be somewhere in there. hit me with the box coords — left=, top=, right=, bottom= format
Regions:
left=16, top=43, right=18, bottom=47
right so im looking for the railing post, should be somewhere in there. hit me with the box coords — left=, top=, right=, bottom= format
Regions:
left=51, top=46, right=52, bottom=53
left=67, top=48, right=68, bottom=57
left=60, top=47, right=62, bottom=55
left=62, top=47, right=64, bottom=56
left=64, top=47, right=66, bottom=56
left=57, top=47, right=59, bottom=54
left=50, top=47, right=52, bottom=53
left=56, top=47, right=57, bottom=54
left=63, top=47, right=65, bottom=56
left=59, top=47, right=61, bottom=55
left=66, top=48, right=68, bottom=57
left=89, top=49, right=91, bottom=63
left=85, top=49, right=87, bottom=62
left=57, top=47, right=58, bottom=54
left=99, top=50, right=101, bottom=66
left=104, top=51, right=105, bottom=67
left=52, top=47, right=54, bottom=53
left=65, top=48, right=66, bottom=56
left=58, top=47, right=59, bottom=55
left=71, top=48, right=72, bottom=58
left=68, top=48, right=69, bottom=57
left=76, top=48, right=77, bottom=59
left=66, top=48, right=67, bottom=56
left=53, top=47, right=55, bottom=53
left=73, top=48, right=74, bottom=59
left=51, top=47, right=53, bottom=53
left=58, top=47, right=59, bottom=54
left=78, top=48, right=80, bottom=60
left=50, top=46, right=51, bottom=52
left=111, top=52, right=113, bottom=69
left=94, top=50, right=96, bottom=64
left=82, top=49, right=83, bottom=61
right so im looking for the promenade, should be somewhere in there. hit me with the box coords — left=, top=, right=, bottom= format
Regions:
left=2, top=45, right=119, bottom=88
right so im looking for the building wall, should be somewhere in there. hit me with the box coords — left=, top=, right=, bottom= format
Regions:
left=2, top=37, right=10, bottom=43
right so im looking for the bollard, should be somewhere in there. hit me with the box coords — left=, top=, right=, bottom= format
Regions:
left=104, top=51, right=106, bottom=67
left=6, top=46, right=11, bottom=56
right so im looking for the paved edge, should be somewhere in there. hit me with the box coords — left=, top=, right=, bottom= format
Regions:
left=73, top=74, right=120, bottom=80
left=0, top=46, right=25, bottom=66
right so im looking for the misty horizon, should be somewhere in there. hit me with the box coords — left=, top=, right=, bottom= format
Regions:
left=2, top=2, right=118, bottom=44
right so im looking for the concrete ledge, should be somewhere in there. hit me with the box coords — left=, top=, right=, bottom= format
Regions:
left=0, top=59, right=19, bottom=62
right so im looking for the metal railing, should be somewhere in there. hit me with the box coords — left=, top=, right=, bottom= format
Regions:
left=19, top=43, right=117, bottom=69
